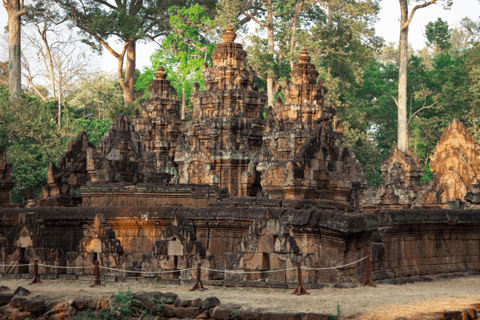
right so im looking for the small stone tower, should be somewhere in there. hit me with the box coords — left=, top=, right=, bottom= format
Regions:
left=132, top=66, right=182, bottom=178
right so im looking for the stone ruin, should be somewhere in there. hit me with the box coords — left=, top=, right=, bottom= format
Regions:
left=257, top=48, right=366, bottom=205
left=2, top=28, right=480, bottom=286
left=67, top=213, right=126, bottom=275
left=132, top=66, right=182, bottom=180
left=362, top=118, right=480, bottom=211
left=40, top=131, right=95, bottom=207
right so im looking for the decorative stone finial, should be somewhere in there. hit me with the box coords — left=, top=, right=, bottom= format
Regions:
left=221, top=27, right=236, bottom=43
left=298, top=49, right=311, bottom=64
left=155, top=66, right=167, bottom=80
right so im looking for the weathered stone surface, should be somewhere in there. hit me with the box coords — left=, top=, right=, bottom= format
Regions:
left=21, top=296, right=48, bottom=313
left=416, top=119, right=480, bottom=209
left=362, top=147, right=425, bottom=212
left=39, top=132, right=95, bottom=207
left=175, top=28, right=267, bottom=197
left=72, top=213, right=124, bottom=275
left=13, top=287, right=31, bottom=296
left=256, top=49, right=367, bottom=207
left=86, top=114, right=164, bottom=185
left=81, top=183, right=228, bottom=207
left=200, top=297, right=221, bottom=310
left=0, top=293, right=14, bottom=306
left=132, top=66, right=182, bottom=181
left=131, top=291, right=178, bottom=310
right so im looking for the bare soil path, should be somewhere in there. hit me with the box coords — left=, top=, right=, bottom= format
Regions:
left=1, top=276, right=479, bottom=319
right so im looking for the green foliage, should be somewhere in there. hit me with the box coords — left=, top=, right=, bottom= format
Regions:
left=0, top=81, right=115, bottom=203
left=0, top=85, right=71, bottom=202
left=343, top=126, right=383, bottom=186
left=136, top=4, right=216, bottom=119
left=426, top=18, right=452, bottom=52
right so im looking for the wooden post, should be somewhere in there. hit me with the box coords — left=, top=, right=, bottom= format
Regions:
left=292, top=262, right=309, bottom=295
left=190, top=263, right=206, bottom=291
left=363, top=252, right=375, bottom=287
left=30, top=260, right=41, bottom=284
left=94, top=261, right=101, bottom=286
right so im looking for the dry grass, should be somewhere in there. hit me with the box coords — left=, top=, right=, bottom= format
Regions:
left=0, top=276, right=479, bottom=319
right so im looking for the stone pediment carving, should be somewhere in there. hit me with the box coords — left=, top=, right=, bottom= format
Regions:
left=87, top=114, right=167, bottom=184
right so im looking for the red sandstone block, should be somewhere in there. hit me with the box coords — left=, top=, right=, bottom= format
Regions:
left=167, top=240, right=184, bottom=256
left=258, top=236, right=274, bottom=253
left=240, top=253, right=269, bottom=270
left=245, top=270, right=265, bottom=281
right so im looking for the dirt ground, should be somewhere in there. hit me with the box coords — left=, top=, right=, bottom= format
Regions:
left=1, top=276, right=479, bottom=319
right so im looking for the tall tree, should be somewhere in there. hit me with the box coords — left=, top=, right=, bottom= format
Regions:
left=53, top=0, right=213, bottom=104
left=3, top=0, right=26, bottom=96
left=397, top=0, right=452, bottom=151
left=19, top=21, right=91, bottom=127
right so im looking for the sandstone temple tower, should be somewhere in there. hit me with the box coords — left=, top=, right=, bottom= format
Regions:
left=132, top=66, right=182, bottom=179
left=256, top=49, right=367, bottom=205
left=174, top=27, right=267, bottom=197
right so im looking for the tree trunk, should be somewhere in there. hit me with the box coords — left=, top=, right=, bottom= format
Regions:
left=398, top=0, right=409, bottom=151
left=4, top=0, right=25, bottom=97
left=266, top=7, right=274, bottom=107
left=123, top=40, right=136, bottom=104
left=289, top=1, right=303, bottom=70
left=58, top=68, right=61, bottom=128
left=327, top=1, right=333, bottom=74
left=40, top=30, right=57, bottom=98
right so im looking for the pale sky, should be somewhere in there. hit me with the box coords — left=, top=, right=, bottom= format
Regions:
left=1, top=1, right=479, bottom=73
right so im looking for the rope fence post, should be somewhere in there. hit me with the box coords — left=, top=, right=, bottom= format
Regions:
left=30, top=260, right=41, bottom=284
left=94, top=261, right=101, bottom=286
left=292, top=262, right=309, bottom=295
left=362, top=251, right=375, bottom=287
left=190, top=263, right=206, bottom=291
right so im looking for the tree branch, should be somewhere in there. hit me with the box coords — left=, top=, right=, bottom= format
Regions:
left=369, top=79, right=399, bottom=107
left=402, top=0, right=437, bottom=30
left=408, top=101, right=438, bottom=125
left=241, top=10, right=267, bottom=27
left=93, top=0, right=117, bottom=10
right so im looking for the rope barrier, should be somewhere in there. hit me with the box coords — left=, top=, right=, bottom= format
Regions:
left=200, top=267, right=297, bottom=274
left=0, top=264, right=32, bottom=267
left=303, top=256, right=367, bottom=271
left=0, top=257, right=366, bottom=275
left=99, top=266, right=196, bottom=274
left=4, top=253, right=375, bottom=292
left=37, top=264, right=95, bottom=269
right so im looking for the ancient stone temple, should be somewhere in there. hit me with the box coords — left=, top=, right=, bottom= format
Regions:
left=414, top=118, right=480, bottom=209
left=132, top=66, right=182, bottom=180
left=39, top=131, right=95, bottom=207
left=361, top=147, right=424, bottom=211
left=174, top=27, right=267, bottom=197
left=0, top=146, right=15, bottom=207
left=9, top=29, right=480, bottom=289
left=256, top=49, right=367, bottom=206
left=87, top=113, right=164, bottom=184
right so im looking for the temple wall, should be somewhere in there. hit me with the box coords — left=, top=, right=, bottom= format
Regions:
left=371, top=209, right=480, bottom=281
left=0, top=206, right=478, bottom=284
left=80, top=183, right=226, bottom=208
